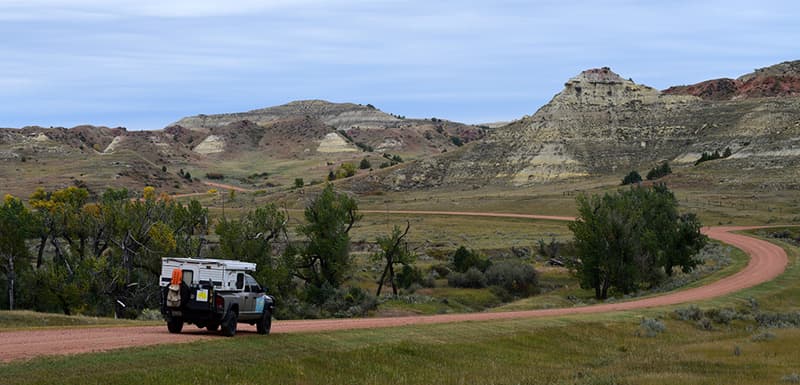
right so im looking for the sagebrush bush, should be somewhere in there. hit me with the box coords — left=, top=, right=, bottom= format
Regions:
left=430, top=263, right=451, bottom=278
left=782, top=373, right=800, bottom=383
left=751, top=331, right=776, bottom=342
left=137, top=308, right=163, bottom=321
left=756, top=311, right=800, bottom=328
left=638, top=318, right=666, bottom=337
left=484, top=260, right=538, bottom=297
left=674, top=305, right=703, bottom=321
left=448, top=267, right=487, bottom=288
left=696, top=317, right=714, bottom=330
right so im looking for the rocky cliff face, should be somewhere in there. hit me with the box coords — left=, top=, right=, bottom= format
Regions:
left=377, top=64, right=800, bottom=190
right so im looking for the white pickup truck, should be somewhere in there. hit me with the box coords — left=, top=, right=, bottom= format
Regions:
left=159, top=258, right=275, bottom=337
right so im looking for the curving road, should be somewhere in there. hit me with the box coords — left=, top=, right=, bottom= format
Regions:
left=0, top=211, right=789, bottom=363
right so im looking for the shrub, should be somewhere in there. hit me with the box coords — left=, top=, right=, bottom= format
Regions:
left=430, top=264, right=451, bottom=278
left=621, top=170, right=642, bottom=185
left=355, top=142, right=373, bottom=152
left=755, top=311, right=800, bottom=328
left=137, top=308, right=163, bottom=321
left=359, top=158, right=371, bottom=169
left=205, top=172, right=224, bottom=180
left=696, top=317, right=714, bottom=330
left=751, top=331, right=776, bottom=342
left=336, top=163, right=357, bottom=178
left=646, top=162, right=671, bottom=180
left=305, top=285, right=378, bottom=318
left=452, top=246, right=491, bottom=273
left=294, top=178, right=304, bottom=189
left=485, top=260, right=538, bottom=296
left=396, top=265, right=423, bottom=289
left=448, top=267, right=487, bottom=288
left=674, top=305, right=704, bottom=321
left=450, top=136, right=463, bottom=146
left=638, top=318, right=666, bottom=337
left=782, top=374, right=800, bottom=383
left=707, top=308, right=741, bottom=325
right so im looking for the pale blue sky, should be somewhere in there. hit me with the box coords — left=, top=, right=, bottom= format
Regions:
left=1, top=0, right=797, bottom=130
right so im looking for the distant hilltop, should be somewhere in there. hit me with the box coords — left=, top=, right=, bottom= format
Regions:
left=663, top=60, right=800, bottom=100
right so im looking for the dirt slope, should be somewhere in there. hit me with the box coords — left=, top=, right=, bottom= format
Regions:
left=0, top=213, right=788, bottom=363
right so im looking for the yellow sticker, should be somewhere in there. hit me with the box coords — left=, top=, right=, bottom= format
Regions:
left=196, top=289, right=208, bottom=302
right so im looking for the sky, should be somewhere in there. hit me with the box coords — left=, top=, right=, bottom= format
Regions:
left=0, top=0, right=798, bottom=130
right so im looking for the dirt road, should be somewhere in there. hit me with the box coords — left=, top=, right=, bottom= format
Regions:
left=0, top=211, right=789, bottom=363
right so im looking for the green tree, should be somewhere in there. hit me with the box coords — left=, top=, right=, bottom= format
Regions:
left=646, top=162, right=672, bottom=180
left=359, top=157, right=371, bottom=170
left=294, top=178, right=304, bottom=189
left=568, top=185, right=706, bottom=299
left=0, top=195, right=35, bottom=310
left=215, top=204, right=288, bottom=292
left=372, top=222, right=413, bottom=296
left=293, top=184, right=361, bottom=300
left=451, top=246, right=490, bottom=273
left=621, top=170, right=643, bottom=185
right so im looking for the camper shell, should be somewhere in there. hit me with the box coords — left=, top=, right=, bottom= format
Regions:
left=159, top=258, right=257, bottom=291
left=159, top=258, right=274, bottom=337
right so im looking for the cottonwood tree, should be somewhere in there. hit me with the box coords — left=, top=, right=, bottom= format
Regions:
left=292, top=184, right=361, bottom=301
left=568, top=184, right=706, bottom=299
left=215, top=203, right=288, bottom=292
left=373, top=221, right=413, bottom=296
left=0, top=195, right=35, bottom=310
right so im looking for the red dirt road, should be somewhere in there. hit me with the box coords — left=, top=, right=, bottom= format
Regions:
left=0, top=211, right=789, bottom=363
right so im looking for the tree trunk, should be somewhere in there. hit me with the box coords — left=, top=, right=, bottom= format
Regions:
left=376, top=264, right=390, bottom=297
left=36, top=235, right=47, bottom=269
left=388, top=262, right=397, bottom=295
left=7, top=255, right=15, bottom=310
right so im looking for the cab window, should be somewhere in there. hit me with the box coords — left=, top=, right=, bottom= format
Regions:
left=235, top=273, right=244, bottom=290
left=244, top=274, right=261, bottom=292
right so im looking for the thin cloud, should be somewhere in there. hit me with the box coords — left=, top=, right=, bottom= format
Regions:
left=0, top=0, right=367, bottom=19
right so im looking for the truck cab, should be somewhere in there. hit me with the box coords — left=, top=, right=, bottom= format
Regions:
left=159, top=258, right=275, bottom=337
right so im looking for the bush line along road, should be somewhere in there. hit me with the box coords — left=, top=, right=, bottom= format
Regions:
left=0, top=210, right=789, bottom=363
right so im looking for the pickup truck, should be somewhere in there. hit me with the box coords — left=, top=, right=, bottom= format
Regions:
left=159, top=258, right=275, bottom=337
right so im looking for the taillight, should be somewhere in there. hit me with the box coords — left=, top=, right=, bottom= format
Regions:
left=215, top=295, right=224, bottom=311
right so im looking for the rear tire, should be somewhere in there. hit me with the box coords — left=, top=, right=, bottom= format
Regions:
left=221, top=310, right=238, bottom=337
left=167, top=316, right=183, bottom=334
left=256, top=310, right=272, bottom=335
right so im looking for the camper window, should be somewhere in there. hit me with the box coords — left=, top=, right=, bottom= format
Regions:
left=182, top=270, right=193, bottom=286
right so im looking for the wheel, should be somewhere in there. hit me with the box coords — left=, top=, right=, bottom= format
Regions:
left=206, top=323, right=219, bottom=332
left=220, top=310, right=238, bottom=337
left=256, top=310, right=272, bottom=335
left=167, top=316, right=183, bottom=334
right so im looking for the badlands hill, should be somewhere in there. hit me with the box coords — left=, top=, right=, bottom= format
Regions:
left=375, top=62, right=800, bottom=191
left=0, top=101, right=484, bottom=197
